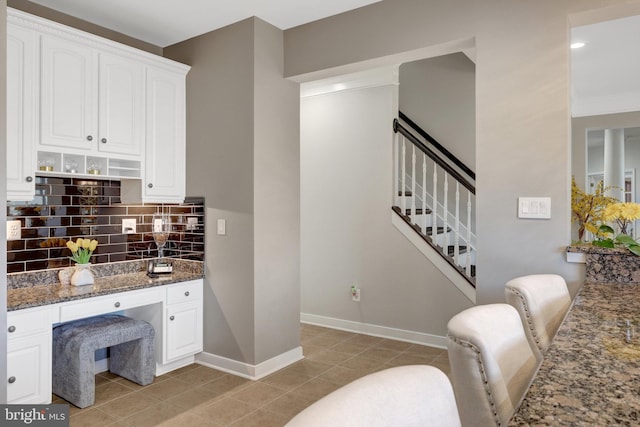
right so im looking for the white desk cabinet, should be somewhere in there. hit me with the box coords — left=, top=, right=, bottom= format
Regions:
left=7, top=306, right=53, bottom=404
left=165, top=280, right=203, bottom=361
left=6, top=278, right=203, bottom=404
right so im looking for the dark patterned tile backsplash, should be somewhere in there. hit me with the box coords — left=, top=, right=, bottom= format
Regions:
left=7, top=176, right=205, bottom=273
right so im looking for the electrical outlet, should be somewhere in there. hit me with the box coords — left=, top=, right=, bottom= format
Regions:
left=6, top=220, right=21, bottom=241
left=187, top=217, right=198, bottom=230
left=122, top=218, right=136, bottom=234
left=351, top=285, right=361, bottom=302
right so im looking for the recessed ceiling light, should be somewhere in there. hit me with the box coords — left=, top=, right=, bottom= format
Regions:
left=571, top=42, right=586, bottom=49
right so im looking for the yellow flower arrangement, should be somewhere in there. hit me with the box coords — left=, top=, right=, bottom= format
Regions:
left=66, top=238, right=99, bottom=264
left=571, top=177, right=617, bottom=241
left=602, top=202, right=640, bottom=236
left=594, top=202, right=640, bottom=256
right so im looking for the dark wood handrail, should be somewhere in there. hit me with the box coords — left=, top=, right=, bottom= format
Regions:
left=398, top=111, right=476, bottom=181
left=394, top=119, right=475, bottom=195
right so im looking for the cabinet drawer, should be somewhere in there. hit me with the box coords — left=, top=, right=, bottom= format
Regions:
left=166, top=280, right=202, bottom=305
left=7, top=308, right=51, bottom=340
left=59, top=288, right=163, bottom=322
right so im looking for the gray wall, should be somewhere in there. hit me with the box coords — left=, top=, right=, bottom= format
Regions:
left=1, top=0, right=7, bottom=405
left=285, top=0, right=640, bottom=302
left=301, top=80, right=473, bottom=337
left=399, top=53, right=476, bottom=170
left=165, top=18, right=300, bottom=365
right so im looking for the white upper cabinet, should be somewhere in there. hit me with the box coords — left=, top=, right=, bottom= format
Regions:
left=143, top=67, right=186, bottom=203
left=40, top=35, right=96, bottom=151
left=7, top=8, right=190, bottom=202
left=98, top=53, right=144, bottom=156
left=7, top=23, right=37, bottom=200
left=40, top=36, right=144, bottom=156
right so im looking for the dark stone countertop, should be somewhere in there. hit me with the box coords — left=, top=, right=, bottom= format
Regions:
left=7, top=259, right=204, bottom=311
left=510, top=282, right=640, bottom=426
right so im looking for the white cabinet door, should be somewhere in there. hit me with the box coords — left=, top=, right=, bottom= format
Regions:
left=6, top=307, right=52, bottom=404
left=97, top=53, right=144, bottom=156
left=165, top=301, right=202, bottom=362
left=7, top=24, right=37, bottom=200
left=40, top=35, right=97, bottom=150
left=7, top=334, right=51, bottom=404
left=144, top=67, right=186, bottom=203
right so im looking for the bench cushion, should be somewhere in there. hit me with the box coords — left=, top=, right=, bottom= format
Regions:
left=52, top=314, right=155, bottom=408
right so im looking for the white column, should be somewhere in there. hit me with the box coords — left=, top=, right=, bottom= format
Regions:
left=604, top=128, right=625, bottom=202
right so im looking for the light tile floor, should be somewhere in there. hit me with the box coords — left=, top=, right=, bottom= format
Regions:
left=57, top=324, right=450, bottom=426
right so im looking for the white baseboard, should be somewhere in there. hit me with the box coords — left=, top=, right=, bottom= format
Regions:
left=300, top=312, right=447, bottom=349
left=195, top=346, right=304, bottom=380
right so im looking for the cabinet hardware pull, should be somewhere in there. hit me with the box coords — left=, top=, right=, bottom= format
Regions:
left=148, top=183, right=153, bottom=188
left=170, top=315, right=175, bottom=321
left=114, top=302, right=121, bottom=308
left=25, top=176, right=33, bottom=182
left=101, top=138, right=107, bottom=143
left=8, top=326, right=16, bottom=333
left=86, top=135, right=93, bottom=141
left=184, top=291, right=190, bottom=297
left=8, top=377, right=16, bottom=384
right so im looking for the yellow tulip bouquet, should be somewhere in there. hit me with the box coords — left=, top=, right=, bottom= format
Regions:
left=66, top=238, right=99, bottom=264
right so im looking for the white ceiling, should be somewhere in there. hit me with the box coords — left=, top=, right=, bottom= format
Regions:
left=27, top=0, right=381, bottom=47
left=571, top=14, right=640, bottom=118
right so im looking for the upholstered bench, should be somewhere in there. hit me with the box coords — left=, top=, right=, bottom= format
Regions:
left=52, top=314, right=155, bottom=408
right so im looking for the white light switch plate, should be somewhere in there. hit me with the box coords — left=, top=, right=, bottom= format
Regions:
left=518, top=197, right=551, bottom=219
left=217, top=219, right=226, bottom=235
left=7, top=220, right=21, bottom=240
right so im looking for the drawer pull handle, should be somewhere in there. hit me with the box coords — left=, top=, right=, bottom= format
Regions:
left=101, top=138, right=107, bottom=144
left=26, top=176, right=33, bottom=182
left=8, top=377, right=16, bottom=384
left=148, top=183, right=153, bottom=188
left=114, top=302, right=121, bottom=308
left=184, top=291, right=190, bottom=297
left=86, top=135, right=93, bottom=141
left=8, top=326, right=15, bottom=333
left=170, top=315, right=175, bottom=321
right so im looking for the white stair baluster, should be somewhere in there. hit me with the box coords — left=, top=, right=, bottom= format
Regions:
left=443, top=174, right=449, bottom=255
left=454, top=182, right=460, bottom=264
left=432, top=164, right=438, bottom=242
left=422, top=153, right=427, bottom=234
left=401, top=137, right=406, bottom=215
left=411, top=145, right=416, bottom=222
left=466, top=192, right=472, bottom=276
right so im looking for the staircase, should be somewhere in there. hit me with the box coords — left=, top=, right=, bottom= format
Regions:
left=391, top=113, right=476, bottom=302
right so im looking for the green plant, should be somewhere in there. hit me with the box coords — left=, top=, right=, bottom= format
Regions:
left=593, top=224, right=640, bottom=255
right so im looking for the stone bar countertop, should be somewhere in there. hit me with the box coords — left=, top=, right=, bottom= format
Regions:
left=510, top=282, right=640, bottom=426
left=7, top=259, right=204, bottom=311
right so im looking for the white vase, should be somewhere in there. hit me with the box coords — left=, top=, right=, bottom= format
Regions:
left=70, top=263, right=94, bottom=286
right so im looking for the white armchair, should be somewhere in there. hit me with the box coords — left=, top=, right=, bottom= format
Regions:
left=505, top=274, right=572, bottom=361
left=286, top=365, right=461, bottom=427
